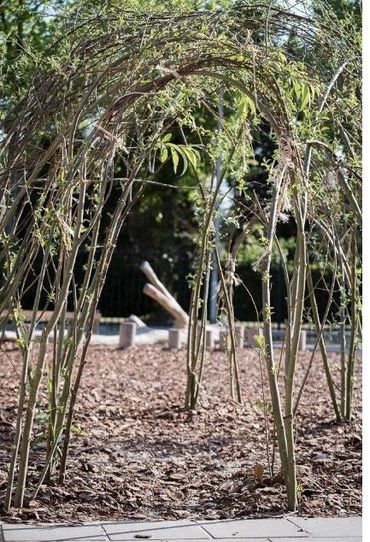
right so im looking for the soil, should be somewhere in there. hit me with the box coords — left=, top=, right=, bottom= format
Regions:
left=0, top=342, right=362, bottom=524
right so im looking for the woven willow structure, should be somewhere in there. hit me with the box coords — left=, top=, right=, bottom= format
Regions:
left=0, top=1, right=361, bottom=512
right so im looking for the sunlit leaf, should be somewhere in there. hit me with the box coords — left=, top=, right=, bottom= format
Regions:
left=300, top=83, right=311, bottom=110
left=159, top=146, right=168, bottom=163
left=161, top=133, right=172, bottom=143
left=170, top=146, right=179, bottom=173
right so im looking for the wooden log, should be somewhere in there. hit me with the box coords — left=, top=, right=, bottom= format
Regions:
left=140, top=261, right=189, bottom=327
left=140, top=261, right=174, bottom=299
left=143, top=283, right=189, bottom=328
left=128, top=314, right=147, bottom=328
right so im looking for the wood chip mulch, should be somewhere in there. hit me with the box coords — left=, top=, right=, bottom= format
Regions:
left=0, top=342, right=362, bottom=523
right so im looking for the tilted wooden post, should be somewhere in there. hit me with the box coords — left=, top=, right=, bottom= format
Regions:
left=140, top=261, right=175, bottom=299
left=143, top=284, right=189, bottom=327
left=140, top=261, right=189, bottom=328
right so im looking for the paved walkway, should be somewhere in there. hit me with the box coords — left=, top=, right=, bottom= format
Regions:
left=0, top=517, right=362, bottom=542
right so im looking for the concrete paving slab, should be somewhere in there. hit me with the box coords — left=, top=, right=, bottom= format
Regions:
left=2, top=523, right=108, bottom=542
left=287, top=518, right=362, bottom=538
left=0, top=518, right=363, bottom=542
left=102, top=520, right=210, bottom=540
left=269, top=538, right=361, bottom=542
left=197, top=519, right=309, bottom=539
left=110, top=540, right=269, bottom=542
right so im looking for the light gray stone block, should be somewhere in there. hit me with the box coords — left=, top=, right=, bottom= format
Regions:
left=219, top=330, right=229, bottom=351
left=46, top=540, right=108, bottom=542
left=1, top=518, right=362, bottom=542
left=198, top=518, right=309, bottom=539
left=233, top=325, right=245, bottom=348
left=119, top=321, right=137, bottom=348
left=2, top=523, right=108, bottom=541
left=269, top=538, right=361, bottom=542
left=103, top=520, right=210, bottom=540
left=168, top=329, right=182, bottom=349
left=287, top=517, right=362, bottom=538
left=299, top=330, right=307, bottom=351
left=206, top=329, right=215, bottom=350
left=120, top=540, right=268, bottom=542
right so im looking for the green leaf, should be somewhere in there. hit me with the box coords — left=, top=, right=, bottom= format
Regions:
left=184, top=146, right=200, bottom=169
left=292, top=79, right=301, bottom=100
left=180, top=145, right=200, bottom=175
left=254, top=335, right=265, bottom=349
left=300, top=83, right=311, bottom=110
left=159, top=146, right=168, bottom=163
left=35, top=411, right=49, bottom=425
left=277, top=50, right=287, bottom=64
left=236, top=92, right=256, bottom=119
left=244, top=93, right=256, bottom=116
left=71, top=424, right=85, bottom=435
left=161, top=133, right=172, bottom=143
left=15, top=337, right=26, bottom=350
left=177, top=148, right=188, bottom=175
left=170, top=147, right=179, bottom=173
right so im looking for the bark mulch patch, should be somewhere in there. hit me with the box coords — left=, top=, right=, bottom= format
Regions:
left=0, top=343, right=361, bottom=523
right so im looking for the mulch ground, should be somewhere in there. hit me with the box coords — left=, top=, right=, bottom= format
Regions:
left=0, top=342, right=362, bottom=523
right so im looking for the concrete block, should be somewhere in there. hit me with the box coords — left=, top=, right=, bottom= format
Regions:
left=270, top=539, right=361, bottom=542
left=299, top=329, right=307, bottom=351
left=219, top=330, right=229, bottom=351
left=206, top=329, right=215, bottom=350
left=168, top=328, right=182, bottom=349
left=119, top=321, right=136, bottom=348
left=233, top=324, right=245, bottom=348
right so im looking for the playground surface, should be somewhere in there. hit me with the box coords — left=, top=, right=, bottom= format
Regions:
left=0, top=517, right=362, bottom=541
left=0, top=344, right=361, bottom=525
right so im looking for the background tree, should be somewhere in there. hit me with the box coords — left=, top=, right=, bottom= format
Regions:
left=0, top=0, right=361, bottom=326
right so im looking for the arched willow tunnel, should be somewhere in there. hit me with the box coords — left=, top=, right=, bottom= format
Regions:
left=0, top=1, right=361, bottom=513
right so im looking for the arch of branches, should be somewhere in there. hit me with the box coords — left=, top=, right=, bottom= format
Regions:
left=0, top=2, right=361, bottom=513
